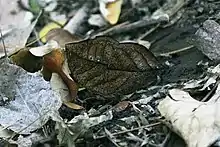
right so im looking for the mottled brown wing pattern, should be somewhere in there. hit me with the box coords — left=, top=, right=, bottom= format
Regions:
left=65, top=36, right=159, bottom=97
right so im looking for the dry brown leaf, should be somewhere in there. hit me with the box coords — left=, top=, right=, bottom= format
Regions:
left=99, top=0, right=123, bottom=25
left=41, top=66, right=52, bottom=81
left=65, top=36, right=159, bottom=99
left=43, top=49, right=64, bottom=73
left=43, top=49, right=78, bottom=102
left=113, top=101, right=130, bottom=112
left=28, top=29, right=82, bottom=108
left=10, top=49, right=42, bottom=72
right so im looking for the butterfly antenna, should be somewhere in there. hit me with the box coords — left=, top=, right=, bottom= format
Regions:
left=0, top=28, right=7, bottom=58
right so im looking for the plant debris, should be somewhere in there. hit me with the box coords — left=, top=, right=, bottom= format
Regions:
left=0, top=59, right=61, bottom=134
left=1, top=0, right=220, bottom=146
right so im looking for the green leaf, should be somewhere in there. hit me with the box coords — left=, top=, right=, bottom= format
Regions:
left=29, top=0, right=41, bottom=13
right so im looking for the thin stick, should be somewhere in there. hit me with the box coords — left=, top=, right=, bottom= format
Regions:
left=0, top=29, right=7, bottom=57
left=9, top=110, right=50, bottom=139
left=15, top=84, right=32, bottom=113
left=25, top=33, right=48, bottom=47
left=201, top=79, right=220, bottom=102
left=138, top=24, right=160, bottom=40
left=94, top=122, right=161, bottom=139
left=104, top=127, right=120, bottom=147
left=148, top=131, right=171, bottom=147
left=156, top=45, right=194, bottom=57
left=33, top=103, right=49, bottom=137
left=93, top=17, right=166, bottom=37
left=92, top=21, right=129, bottom=37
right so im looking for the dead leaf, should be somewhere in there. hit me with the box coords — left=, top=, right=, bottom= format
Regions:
left=88, top=14, right=107, bottom=27
left=65, top=36, right=159, bottom=98
left=158, top=89, right=220, bottom=147
left=0, top=59, right=62, bottom=134
left=99, top=0, right=123, bottom=25
left=113, top=101, right=130, bottom=112
left=9, top=133, right=44, bottom=147
left=10, top=49, right=42, bottom=72
left=29, top=29, right=82, bottom=107
left=54, top=110, right=113, bottom=146
left=43, top=49, right=64, bottom=73
left=0, top=0, right=30, bottom=26
left=30, top=29, right=81, bottom=57
left=0, top=11, right=41, bottom=57
left=29, top=40, right=59, bottom=57
left=39, top=21, right=66, bottom=43
left=0, top=126, right=13, bottom=139
left=64, top=102, right=84, bottom=110
left=46, top=28, right=82, bottom=47
left=43, top=49, right=78, bottom=102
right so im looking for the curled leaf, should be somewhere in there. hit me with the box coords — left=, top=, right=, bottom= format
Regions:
left=10, top=49, right=42, bottom=72
left=43, top=49, right=64, bottom=73
left=41, top=66, right=52, bottom=81
left=99, top=0, right=123, bottom=25
left=43, top=49, right=78, bottom=102
left=158, top=89, right=220, bottom=147
left=29, top=40, right=59, bottom=57
left=63, top=102, right=84, bottom=110
left=65, top=36, right=159, bottom=98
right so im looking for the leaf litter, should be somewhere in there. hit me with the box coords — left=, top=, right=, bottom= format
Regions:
left=0, top=59, right=61, bottom=134
left=1, top=0, right=220, bottom=146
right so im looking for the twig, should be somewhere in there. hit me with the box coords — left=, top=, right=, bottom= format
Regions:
left=156, top=45, right=194, bottom=57
left=166, top=0, right=187, bottom=18
left=33, top=28, right=44, bottom=46
left=92, top=21, right=129, bottom=37
left=64, top=2, right=92, bottom=34
left=9, top=110, right=50, bottom=139
left=61, top=128, right=67, bottom=145
left=33, top=104, right=49, bottom=137
left=15, top=84, right=32, bottom=113
left=148, top=131, right=171, bottom=147
left=25, top=33, right=48, bottom=47
left=94, top=122, right=161, bottom=139
left=104, top=127, right=120, bottom=147
left=138, top=24, right=160, bottom=40
left=93, top=16, right=167, bottom=37
left=119, top=125, right=144, bottom=143
left=201, top=79, right=220, bottom=102
left=17, top=0, right=63, bottom=27
left=0, top=29, right=7, bottom=57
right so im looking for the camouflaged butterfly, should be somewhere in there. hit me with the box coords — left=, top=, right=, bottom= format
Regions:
left=65, top=36, right=160, bottom=98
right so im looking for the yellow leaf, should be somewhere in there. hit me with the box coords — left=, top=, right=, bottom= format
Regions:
left=39, top=21, right=66, bottom=43
left=100, top=0, right=123, bottom=25
left=64, top=102, right=84, bottom=110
